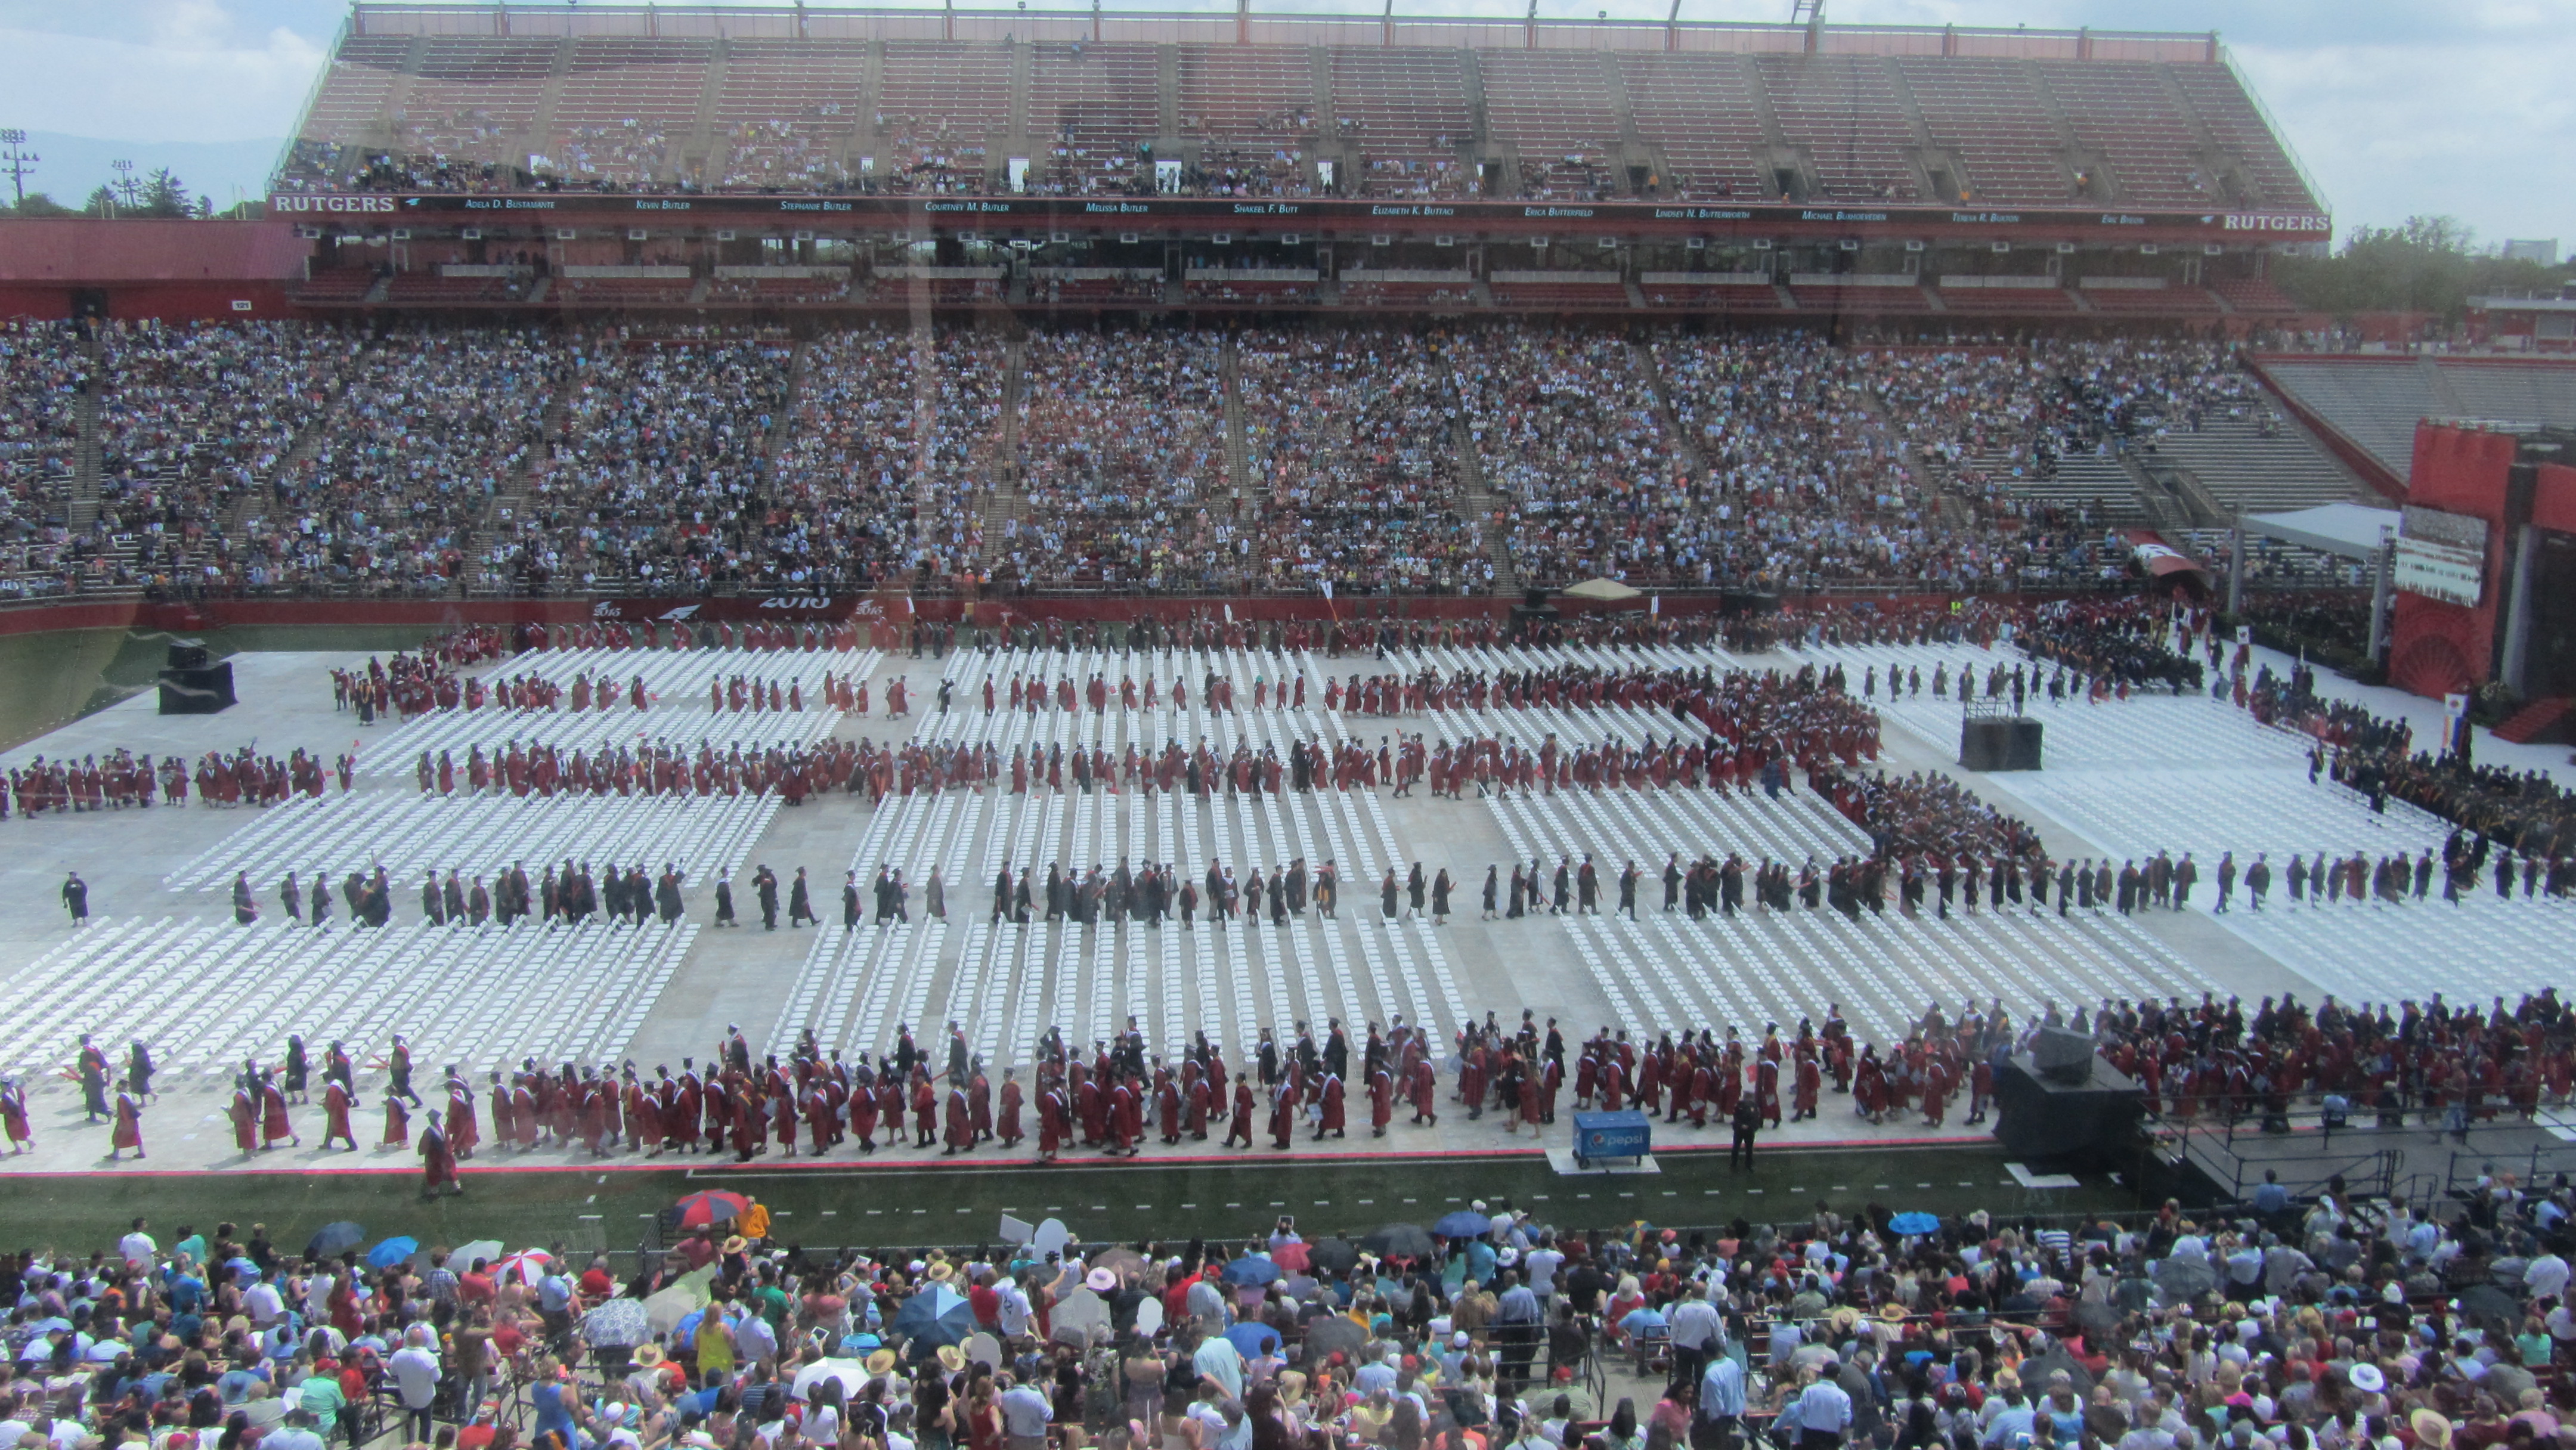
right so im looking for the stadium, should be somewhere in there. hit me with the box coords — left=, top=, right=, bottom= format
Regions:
left=1, top=5, right=2575, bottom=1449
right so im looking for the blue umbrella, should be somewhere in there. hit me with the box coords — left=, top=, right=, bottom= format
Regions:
left=1887, top=1212, right=1942, bottom=1237
left=305, top=1222, right=366, bottom=1259
left=1225, top=1322, right=1283, bottom=1358
left=891, top=1284, right=975, bottom=1347
left=1432, top=1210, right=1492, bottom=1238
left=1221, top=1256, right=1281, bottom=1287
left=366, top=1237, right=420, bottom=1269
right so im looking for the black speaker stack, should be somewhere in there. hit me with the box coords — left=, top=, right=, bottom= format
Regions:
left=1958, top=715, right=2044, bottom=771
left=158, top=641, right=236, bottom=715
left=1992, top=1049, right=2144, bottom=1162
left=1510, top=586, right=1560, bottom=640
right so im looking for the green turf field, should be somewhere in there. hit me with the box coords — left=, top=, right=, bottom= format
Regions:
left=0, top=1142, right=2138, bottom=1261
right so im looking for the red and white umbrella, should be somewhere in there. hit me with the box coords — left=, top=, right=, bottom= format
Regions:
left=493, top=1249, right=555, bottom=1285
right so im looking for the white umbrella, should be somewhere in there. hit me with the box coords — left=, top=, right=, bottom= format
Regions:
left=792, top=1359, right=872, bottom=1400
left=447, top=1240, right=505, bottom=1274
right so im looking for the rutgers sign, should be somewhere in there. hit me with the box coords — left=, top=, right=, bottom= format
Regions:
left=2221, top=212, right=2332, bottom=233
left=270, top=194, right=401, bottom=215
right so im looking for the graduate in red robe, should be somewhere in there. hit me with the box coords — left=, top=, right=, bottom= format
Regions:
left=382, top=1092, right=410, bottom=1148
left=1037, top=1079, right=1069, bottom=1161
left=1315, top=1073, right=1346, bottom=1140
left=1268, top=1080, right=1296, bottom=1150
left=419, top=1113, right=459, bottom=1196
left=229, top=1086, right=259, bottom=1154
left=322, top=1080, right=358, bottom=1151
left=1368, top=1067, right=1394, bottom=1138
left=110, top=1083, right=145, bottom=1160
left=260, top=1074, right=298, bottom=1148
left=1225, top=1076, right=1255, bottom=1148
left=997, top=1071, right=1024, bottom=1147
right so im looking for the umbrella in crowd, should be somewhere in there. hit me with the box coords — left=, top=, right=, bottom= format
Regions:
left=1221, top=1256, right=1282, bottom=1287
left=1432, top=1210, right=1492, bottom=1238
left=792, top=1360, right=872, bottom=1400
left=366, top=1237, right=420, bottom=1270
left=1308, top=1239, right=1360, bottom=1277
left=306, top=1222, right=366, bottom=1259
left=674, top=1190, right=752, bottom=1229
left=493, top=1249, right=555, bottom=1286
left=645, top=1265, right=718, bottom=1334
left=448, top=1240, right=504, bottom=1274
left=1270, top=1241, right=1311, bottom=1272
left=1305, top=1315, right=1366, bottom=1362
left=1363, top=1223, right=1435, bottom=1259
left=1091, top=1247, right=1148, bottom=1279
left=583, top=1297, right=652, bottom=1348
left=891, top=1284, right=974, bottom=1347
left=1226, top=1322, right=1284, bottom=1358
left=1887, top=1212, right=1942, bottom=1236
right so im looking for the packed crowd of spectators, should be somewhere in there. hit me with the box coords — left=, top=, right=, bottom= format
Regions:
left=499, top=330, right=793, bottom=594
left=764, top=323, right=998, bottom=590
left=0, top=321, right=88, bottom=592
left=0, top=318, right=2319, bottom=602
left=1651, top=332, right=1987, bottom=590
left=221, top=329, right=562, bottom=596
left=997, top=327, right=1230, bottom=592
left=714, top=115, right=855, bottom=192
left=1454, top=327, right=1682, bottom=587
left=1236, top=329, right=1489, bottom=596
left=23, top=1085, right=2576, bottom=1450
left=92, top=321, right=367, bottom=593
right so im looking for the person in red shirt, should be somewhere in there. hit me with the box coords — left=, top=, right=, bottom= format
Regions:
left=968, top=1269, right=1003, bottom=1330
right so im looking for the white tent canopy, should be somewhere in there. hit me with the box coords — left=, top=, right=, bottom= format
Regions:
left=2243, top=503, right=2401, bottom=561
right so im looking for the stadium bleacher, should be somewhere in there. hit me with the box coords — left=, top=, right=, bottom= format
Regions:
left=1753, top=54, right=1922, bottom=202
left=1617, top=52, right=1769, bottom=200
left=1478, top=51, right=1626, bottom=200
left=2033, top=59, right=2224, bottom=209
left=1029, top=42, right=1161, bottom=195
left=1896, top=57, right=2075, bottom=206
left=281, top=15, right=2318, bottom=223
left=711, top=39, right=869, bottom=191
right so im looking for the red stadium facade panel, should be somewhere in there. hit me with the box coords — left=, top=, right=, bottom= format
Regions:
left=2388, top=423, right=2576, bottom=704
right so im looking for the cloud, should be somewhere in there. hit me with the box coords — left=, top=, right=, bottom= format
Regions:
left=0, top=15, right=326, bottom=144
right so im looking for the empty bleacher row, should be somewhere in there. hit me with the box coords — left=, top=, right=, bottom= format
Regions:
left=0, top=915, right=694, bottom=1087
left=2257, top=357, right=2576, bottom=485
left=281, top=26, right=2317, bottom=209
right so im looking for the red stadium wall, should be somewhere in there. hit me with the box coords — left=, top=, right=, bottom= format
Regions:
left=0, top=587, right=2044, bottom=644
left=2386, top=423, right=2517, bottom=697
left=0, top=219, right=305, bottom=319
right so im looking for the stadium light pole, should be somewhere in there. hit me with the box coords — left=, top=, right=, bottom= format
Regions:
left=111, top=157, right=138, bottom=213
left=0, top=130, right=34, bottom=207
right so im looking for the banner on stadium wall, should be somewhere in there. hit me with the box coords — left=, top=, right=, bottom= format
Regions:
left=588, top=594, right=862, bottom=624
left=268, top=190, right=2330, bottom=241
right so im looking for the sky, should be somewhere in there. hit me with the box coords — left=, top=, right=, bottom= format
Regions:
left=1, top=0, right=2568, bottom=247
